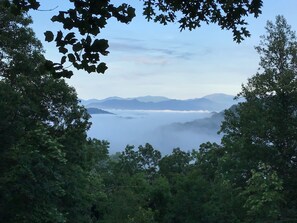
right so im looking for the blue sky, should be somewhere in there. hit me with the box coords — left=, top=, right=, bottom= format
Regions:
left=30, top=0, right=297, bottom=99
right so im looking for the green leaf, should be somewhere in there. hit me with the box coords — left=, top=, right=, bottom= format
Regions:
left=44, top=31, right=54, bottom=42
left=63, top=18, right=74, bottom=30
left=51, top=12, right=65, bottom=22
left=96, top=63, right=108, bottom=74
left=86, top=65, right=96, bottom=73
left=73, top=43, right=83, bottom=52
left=29, top=0, right=40, bottom=10
left=92, top=39, right=109, bottom=52
left=74, top=52, right=80, bottom=61
left=61, top=56, right=66, bottom=64
left=59, top=47, right=68, bottom=54
left=55, top=31, right=63, bottom=43
left=68, top=53, right=76, bottom=63
left=64, top=32, right=75, bottom=41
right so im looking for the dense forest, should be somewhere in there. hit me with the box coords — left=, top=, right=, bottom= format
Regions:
left=1, top=1, right=297, bottom=223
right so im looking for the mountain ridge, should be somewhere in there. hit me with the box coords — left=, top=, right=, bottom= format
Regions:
left=80, top=93, right=240, bottom=112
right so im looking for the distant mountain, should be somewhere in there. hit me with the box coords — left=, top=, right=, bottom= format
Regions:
left=80, top=99, right=101, bottom=106
left=203, top=93, right=244, bottom=108
left=203, top=93, right=235, bottom=103
left=81, top=94, right=241, bottom=111
left=167, top=110, right=225, bottom=133
left=134, top=96, right=170, bottom=103
left=80, top=97, right=124, bottom=106
left=100, top=96, right=124, bottom=102
left=86, top=97, right=222, bottom=111
left=165, top=104, right=238, bottom=134
left=86, top=108, right=114, bottom=115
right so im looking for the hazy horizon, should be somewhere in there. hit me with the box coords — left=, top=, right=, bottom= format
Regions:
left=88, top=109, right=221, bottom=154
left=79, top=92, right=236, bottom=101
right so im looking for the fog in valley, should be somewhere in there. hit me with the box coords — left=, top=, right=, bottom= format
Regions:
left=88, top=110, right=223, bottom=155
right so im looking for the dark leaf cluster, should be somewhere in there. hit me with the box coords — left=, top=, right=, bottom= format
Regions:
left=3, top=0, right=262, bottom=77
left=142, top=0, right=263, bottom=42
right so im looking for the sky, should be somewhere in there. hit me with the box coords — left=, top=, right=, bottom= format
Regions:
left=30, top=0, right=297, bottom=100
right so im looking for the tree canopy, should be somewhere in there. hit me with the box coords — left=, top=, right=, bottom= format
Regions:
left=2, top=0, right=263, bottom=77
left=220, top=15, right=297, bottom=221
left=0, top=5, right=109, bottom=222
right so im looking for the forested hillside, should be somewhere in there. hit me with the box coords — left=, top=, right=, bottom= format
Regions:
left=1, top=1, right=297, bottom=223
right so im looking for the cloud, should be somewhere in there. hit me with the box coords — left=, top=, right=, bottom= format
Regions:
left=135, top=56, right=169, bottom=65
left=109, top=38, right=192, bottom=59
left=119, top=55, right=169, bottom=66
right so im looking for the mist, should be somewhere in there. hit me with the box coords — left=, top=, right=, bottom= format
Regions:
left=88, top=110, right=222, bottom=155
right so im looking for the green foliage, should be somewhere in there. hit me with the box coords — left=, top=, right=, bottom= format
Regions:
left=1, top=125, right=67, bottom=223
left=166, top=169, right=208, bottom=223
left=116, top=143, right=161, bottom=178
left=193, top=142, right=224, bottom=181
left=2, top=0, right=263, bottom=77
left=0, top=7, right=109, bottom=223
left=202, top=177, right=242, bottom=223
left=220, top=15, right=297, bottom=221
left=240, top=163, right=283, bottom=223
left=142, top=0, right=263, bottom=42
left=159, top=148, right=192, bottom=179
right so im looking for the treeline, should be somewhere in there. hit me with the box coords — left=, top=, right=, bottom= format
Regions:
left=1, top=2, right=297, bottom=223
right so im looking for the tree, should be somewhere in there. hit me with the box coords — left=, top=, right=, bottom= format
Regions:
left=165, top=167, right=209, bottom=223
left=159, top=148, right=192, bottom=178
left=2, top=0, right=263, bottom=77
left=240, top=163, right=283, bottom=223
left=100, top=144, right=161, bottom=223
left=116, top=143, right=161, bottom=179
left=0, top=5, right=109, bottom=222
left=220, top=15, right=297, bottom=220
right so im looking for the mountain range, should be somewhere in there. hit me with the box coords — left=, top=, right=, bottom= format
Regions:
left=86, top=108, right=114, bottom=115
left=163, top=104, right=238, bottom=134
left=80, top=93, right=243, bottom=111
left=165, top=110, right=225, bottom=134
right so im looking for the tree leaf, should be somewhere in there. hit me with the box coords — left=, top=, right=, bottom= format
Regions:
left=96, top=62, right=107, bottom=74
left=68, top=53, right=76, bottom=63
left=61, top=56, right=66, bottom=64
left=44, top=31, right=54, bottom=42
